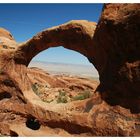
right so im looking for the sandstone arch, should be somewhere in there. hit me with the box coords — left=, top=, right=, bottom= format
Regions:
left=14, top=20, right=106, bottom=76
left=0, top=4, right=140, bottom=136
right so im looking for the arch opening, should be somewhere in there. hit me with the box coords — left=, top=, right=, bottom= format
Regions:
left=29, top=46, right=99, bottom=79
left=28, top=46, right=99, bottom=105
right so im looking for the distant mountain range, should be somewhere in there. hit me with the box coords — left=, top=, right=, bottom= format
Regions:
left=29, top=61, right=99, bottom=79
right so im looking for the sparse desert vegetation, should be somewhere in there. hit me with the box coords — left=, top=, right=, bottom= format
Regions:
left=72, top=90, right=91, bottom=101
left=31, top=77, right=95, bottom=104
left=57, top=90, right=68, bottom=103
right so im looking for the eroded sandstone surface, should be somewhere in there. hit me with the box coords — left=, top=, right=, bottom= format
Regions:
left=0, top=4, right=140, bottom=136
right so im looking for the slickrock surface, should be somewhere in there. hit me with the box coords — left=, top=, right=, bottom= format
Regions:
left=0, top=4, right=140, bottom=136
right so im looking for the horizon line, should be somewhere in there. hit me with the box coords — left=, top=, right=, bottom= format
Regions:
left=31, top=60, right=93, bottom=66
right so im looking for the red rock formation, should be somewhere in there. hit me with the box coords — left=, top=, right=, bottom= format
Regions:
left=0, top=28, right=14, bottom=40
left=93, top=4, right=140, bottom=113
left=0, top=3, right=140, bottom=136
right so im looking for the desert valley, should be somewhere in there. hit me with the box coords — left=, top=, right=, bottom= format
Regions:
left=29, top=61, right=99, bottom=79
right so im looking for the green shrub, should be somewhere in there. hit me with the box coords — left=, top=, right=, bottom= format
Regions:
left=72, top=95, right=86, bottom=100
left=32, top=83, right=40, bottom=95
left=43, top=99, right=53, bottom=103
left=72, top=90, right=91, bottom=101
left=57, top=96, right=68, bottom=103
left=57, top=90, right=68, bottom=103
left=58, top=90, right=66, bottom=96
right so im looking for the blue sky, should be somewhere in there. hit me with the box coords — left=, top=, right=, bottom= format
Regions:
left=0, top=4, right=103, bottom=65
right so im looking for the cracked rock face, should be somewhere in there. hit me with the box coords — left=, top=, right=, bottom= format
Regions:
left=0, top=4, right=140, bottom=136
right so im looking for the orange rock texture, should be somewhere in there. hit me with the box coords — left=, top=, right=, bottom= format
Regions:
left=0, top=4, right=140, bottom=136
